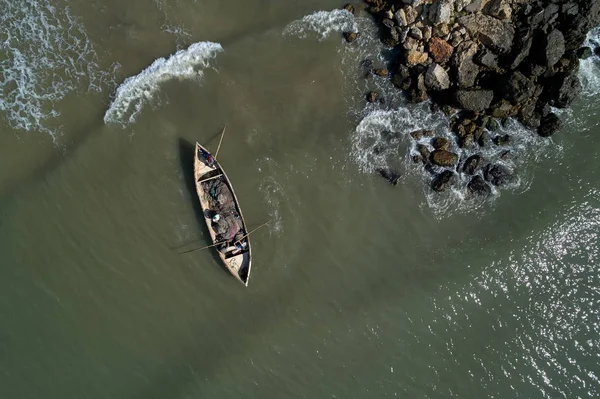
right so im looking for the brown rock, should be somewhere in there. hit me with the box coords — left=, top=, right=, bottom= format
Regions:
left=417, top=144, right=431, bottom=161
left=430, top=150, right=459, bottom=167
left=343, top=32, right=359, bottom=43
left=406, top=50, right=429, bottom=66
left=411, top=129, right=434, bottom=140
left=373, top=68, right=389, bottom=76
left=431, top=137, right=450, bottom=151
left=428, top=37, right=454, bottom=64
left=343, top=3, right=355, bottom=14
left=366, top=91, right=379, bottom=102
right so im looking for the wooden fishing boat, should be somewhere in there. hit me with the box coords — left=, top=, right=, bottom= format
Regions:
left=193, top=142, right=252, bottom=286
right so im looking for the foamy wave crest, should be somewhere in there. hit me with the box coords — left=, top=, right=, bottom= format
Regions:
left=104, top=41, right=223, bottom=125
left=283, top=9, right=357, bottom=40
left=579, top=26, right=600, bottom=97
left=0, top=0, right=114, bottom=137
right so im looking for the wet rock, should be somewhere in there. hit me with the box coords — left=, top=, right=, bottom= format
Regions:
left=490, top=99, right=515, bottom=118
left=391, top=64, right=412, bottom=90
left=454, top=89, right=494, bottom=112
left=377, top=168, right=401, bottom=186
left=417, top=144, right=431, bottom=161
left=453, top=41, right=480, bottom=88
left=458, top=133, right=475, bottom=149
left=486, top=117, right=500, bottom=131
left=538, top=112, right=562, bottom=137
left=467, top=175, right=492, bottom=196
left=484, top=163, right=514, bottom=186
left=374, top=68, right=389, bottom=77
left=406, top=50, right=429, bottom=66
left=428, top=37, right=454, bottom=64
left=595, top=47, right=600, bottom=57
left=431, top=170, right=455, bottom=192
left=343, top=3, right=355, bottom=14
left=463, top=154, right=484, bottom=175
left=545, top=72, right=582, bottom=108
left=424, top=63, right=450, bottom=90
left=343, top=32, right=359, bottom=43
left=493, top=134, right=511, bottom=146
left=478, top=130, right=490, bottom=147
left=459, top=14, right=515, bottom=53
left=430, top=149, right=459, bottom=167
left=431, top=137, right=450, bottom=151
left=412, top=155, right=423, bottom=164
left=366, top=91, right=379, bottom=103
left=577, top=46, right=593, bottom=59
left=503, top=71, right=535, bottom=104
left=411, top=129, right=434, bottom=140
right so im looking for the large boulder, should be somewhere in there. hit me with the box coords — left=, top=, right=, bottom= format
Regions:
left=454, top=89, right=494, bottom=112
left=453, top=41, right=480, bottom=88
left=539, top=29, right=566, bottom=68
left=431, top=170, right=455, bottom=192
left=406, top=50, right=429, bottom=66
left=458, top=14, right=515, bottom=53
left=430, top=149, right=459, bottom=167
left=484, top=0, right=511, bottom=19
left=484, top=163, right=514, bottom=186
left=467, top=175, right=492, bottom=196
left=425, top=63, right=450, bottom=90
left=538, top=112, right=562, bottom=137
left=429, top=1, right=453, bottom=25
left=545, top=72, right=582, bottom=108
left=428, top=37, right=454, bottom=64
left=503, top=71, right=535, bottom=104
left=462, top=154, right=484, bottom=175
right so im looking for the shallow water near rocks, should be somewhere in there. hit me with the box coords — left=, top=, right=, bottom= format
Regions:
left=1, top=1, right=600, bottom=398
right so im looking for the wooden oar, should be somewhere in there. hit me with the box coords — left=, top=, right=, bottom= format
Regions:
left=214, top=125, right=226, bottom=159
left=178, top=219, right=271, bottom=255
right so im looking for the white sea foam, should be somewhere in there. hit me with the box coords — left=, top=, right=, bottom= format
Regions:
left=0, top=0, right=114, bottom=137
left=103, top=41, right=223, bottom=125
left=283, top=9, right=357, bottom=40
left=579, top=26, right=600, bottom=97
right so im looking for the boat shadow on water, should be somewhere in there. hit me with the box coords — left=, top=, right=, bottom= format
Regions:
left=176, top=137, right=231, bottom=278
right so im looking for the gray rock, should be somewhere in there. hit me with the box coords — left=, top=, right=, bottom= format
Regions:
left=504, top=71, right=535, bottom=104
left=394, top=9, right=408, bottom=27
left=465, top=0, right=488, bottom=13
left=454, top=89, right=494, bottom=112
left=429, top=1, right=453, bottom=25
left=424, top=63, right=451, bottom=90
left=484, top=164, right=514, bottom=186
left=453, top=40, right=479, bottom=88
left=543, top=29, right=566, bottom=68
left=409, top=26, right=423, bottom=40
left=546, top=72, right=582, bottom=108
left=477, top=49, right=498, bottom=69
left=463, top=154, right=484, bottom=175
left=432, top=170, right=456, bottom=192
left=577, top=46, right=593, bottom=59
left=538, top=112, right=562, bottom=137
left=467, top=175, right=492, bottom=196
left=484, top=0, right=511, bottom=19
left=459, top=14, right=515, bottom=53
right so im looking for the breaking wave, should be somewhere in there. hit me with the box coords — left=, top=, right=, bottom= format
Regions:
left=104, top=41, right=223, bottom=125
left=0, top=0, right=115, bottom=137
left=579, top=26, right=600, bottom=97
left=283, top=9, right=357, bottom=40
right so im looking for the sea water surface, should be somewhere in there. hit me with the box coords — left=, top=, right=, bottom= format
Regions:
left=1, top=1, right=600, bottom=398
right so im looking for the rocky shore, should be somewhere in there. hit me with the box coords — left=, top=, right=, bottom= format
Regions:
left=344, top=0, right=600, bottom=194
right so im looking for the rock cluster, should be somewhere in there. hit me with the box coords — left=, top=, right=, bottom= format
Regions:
left=346, top=0, right=600, bottom=193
